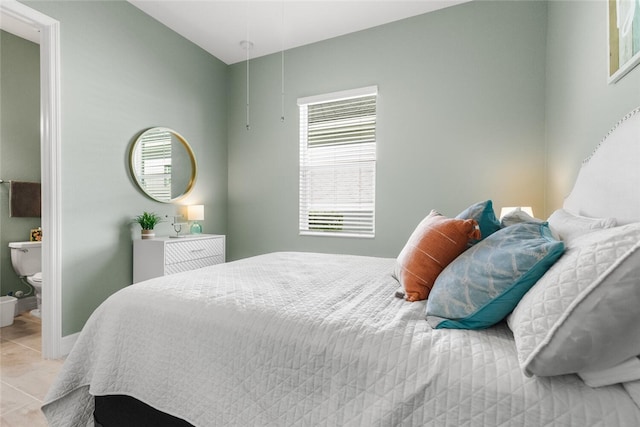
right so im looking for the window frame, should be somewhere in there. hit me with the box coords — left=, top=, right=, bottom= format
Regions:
left=297, top=86, right=378, bottom=238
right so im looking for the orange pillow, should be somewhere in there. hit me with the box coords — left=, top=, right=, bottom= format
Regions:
left=394, top=210, right=481, bottom=302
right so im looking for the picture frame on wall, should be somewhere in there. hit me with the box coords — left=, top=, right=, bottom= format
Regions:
left=608, top=0, right=640, bottom=83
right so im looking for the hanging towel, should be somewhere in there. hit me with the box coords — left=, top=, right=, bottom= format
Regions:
left=9, top=181, right=41, bottom=217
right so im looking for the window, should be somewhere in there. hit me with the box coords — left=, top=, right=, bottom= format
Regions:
left=132, top=128, right=173, bottom=202
left=298, top=86, right=377, bottom=238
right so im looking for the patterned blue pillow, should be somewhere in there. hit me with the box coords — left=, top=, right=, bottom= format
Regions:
left=456, top=200, right=501, bottom=245
left=426, top=222, right=564, bottom=330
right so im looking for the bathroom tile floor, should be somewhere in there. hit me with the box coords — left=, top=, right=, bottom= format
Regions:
left=0, top=313, right=64, bottom=426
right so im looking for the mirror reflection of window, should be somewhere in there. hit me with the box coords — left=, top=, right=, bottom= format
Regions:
left=135, top=129, right=173, bottom=202
left=130, top=127, right=197, bottom=203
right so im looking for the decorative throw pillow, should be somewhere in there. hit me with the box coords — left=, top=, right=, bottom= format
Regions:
left=547, top=208, right=616, bottom=245
left=507, top=223, right=640, bottom=377
left=500, top=209, right=544, bottom=228
left=426, top=222, right=564, bottom=330
left=394, top=210, right=480, bottom=302
left=456, top=200, right=501, bottom=245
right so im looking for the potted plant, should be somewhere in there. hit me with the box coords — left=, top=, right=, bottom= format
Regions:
left=134, top=212, right=163, bottom=239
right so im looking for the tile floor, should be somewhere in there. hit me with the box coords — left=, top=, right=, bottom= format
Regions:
left=1, top=313, right=65, bottom=426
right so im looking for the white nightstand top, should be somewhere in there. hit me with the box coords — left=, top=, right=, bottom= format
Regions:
left=138, top=234, right=224, bottom=242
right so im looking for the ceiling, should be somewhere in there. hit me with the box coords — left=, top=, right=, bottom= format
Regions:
left=127, top=1, right=470, bottom=65
left=0, top=1, right=470, bottom=64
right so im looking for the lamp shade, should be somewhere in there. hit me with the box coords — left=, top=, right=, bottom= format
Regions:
left=500, top=206, right=534, bottom=219
left=187, top=205, right=204, bottom=221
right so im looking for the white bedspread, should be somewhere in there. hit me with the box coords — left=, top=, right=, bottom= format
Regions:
left=43, top=252, right=640, bottom=426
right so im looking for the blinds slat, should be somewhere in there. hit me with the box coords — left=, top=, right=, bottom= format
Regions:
left=299, top=90, right=376, bottom=237
left=307, top=97, right=376, bottom=149
left=136, top=131, right=172, bottom=200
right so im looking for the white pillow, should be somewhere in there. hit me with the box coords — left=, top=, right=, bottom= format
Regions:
left=623, top=381, right=640, bottom=410
left=578, top=356, right=640, bottom=387
left=547, top=208, right=616, bottom=245
left=507, top=222, right=640, bottom=377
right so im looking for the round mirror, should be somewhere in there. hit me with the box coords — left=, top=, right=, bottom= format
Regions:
left=129, top=127, right=197, bottom=203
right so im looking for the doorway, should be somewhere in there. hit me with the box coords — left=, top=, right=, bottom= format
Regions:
left=0, top=1, right=62, bottom=359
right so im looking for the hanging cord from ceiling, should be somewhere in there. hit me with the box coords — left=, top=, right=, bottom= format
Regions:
left=243, top=0, right=252, bottom=131
left=242, top=1, right=286, bottom=128
left=280, top=1, right=285, bottom=123
left=241, top=40, right=253, bottom=131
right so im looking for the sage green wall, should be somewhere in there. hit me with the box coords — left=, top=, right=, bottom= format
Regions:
left=0, top=30, right=41, bottom=298
left=545, top=0, right=640, bottom=214
left=18, top=0, right=635, bottom=338
left=227, top=0, right=548, bottom=261
left=25, top=1, right=228, bottom=335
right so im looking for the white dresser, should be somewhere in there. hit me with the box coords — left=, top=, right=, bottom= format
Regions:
left=133, top=234, right=225, bottom=283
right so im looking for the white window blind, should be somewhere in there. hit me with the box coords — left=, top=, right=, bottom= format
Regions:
left=132, top=128, right=172, bottom=202
left=298, top=86, right=377, bottom=238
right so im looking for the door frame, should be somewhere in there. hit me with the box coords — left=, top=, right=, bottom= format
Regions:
left=1, top=0, right=63, bottom=359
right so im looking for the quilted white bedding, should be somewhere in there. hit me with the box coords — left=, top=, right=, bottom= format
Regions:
left=43, top=252, right=640, bottom=426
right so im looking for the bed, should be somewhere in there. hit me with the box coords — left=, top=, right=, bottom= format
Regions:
left=43, top=107, right=640, bottom=426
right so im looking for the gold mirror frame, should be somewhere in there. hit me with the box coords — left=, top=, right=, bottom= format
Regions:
left=129, top=127, right=198, bottom=203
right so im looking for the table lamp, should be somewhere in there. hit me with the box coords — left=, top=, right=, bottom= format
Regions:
left=499, top=206, right=534, bottom=219
left=188, top=205, right=204, bottom=234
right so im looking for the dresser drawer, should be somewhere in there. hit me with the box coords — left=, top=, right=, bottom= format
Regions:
left=165, top=255, right=225, bottom=275
left=133, top=235, right=226, bottom=283
left=165, top=238, right=224, bottom=265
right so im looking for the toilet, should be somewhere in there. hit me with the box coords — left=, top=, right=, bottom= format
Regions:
left=8, top=241, right=42, bottom=318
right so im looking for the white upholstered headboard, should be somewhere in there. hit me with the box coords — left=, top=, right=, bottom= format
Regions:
left=564, top=107, right=640, bottom=225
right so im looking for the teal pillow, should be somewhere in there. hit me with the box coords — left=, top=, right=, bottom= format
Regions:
left=426, top=222, right=564, bottom=330
left=456, top=200, right=501, bottom=245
